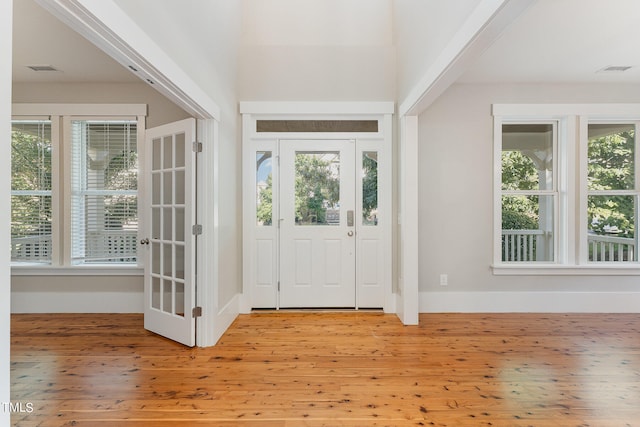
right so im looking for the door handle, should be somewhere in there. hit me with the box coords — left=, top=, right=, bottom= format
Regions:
left=140, top=238, right=150, bottom=245
left=347, top=231, right=354, bottom=237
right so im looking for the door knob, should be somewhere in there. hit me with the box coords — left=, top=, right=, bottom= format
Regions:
left=140, top=238, right=150, bottom=245
left=347, top=231, right=354, bottom=237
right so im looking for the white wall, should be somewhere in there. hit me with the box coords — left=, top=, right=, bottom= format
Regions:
left=1, top=0, right=12, bottom=421
left=393, top=0, right=481, bottom=104
left=12, top=276, right=144, bottom=313
left=113, top=0, right=244, bottom=308
left=418, top=82, right=640, bottom=312
left=238, top=0, right=395, bottom=101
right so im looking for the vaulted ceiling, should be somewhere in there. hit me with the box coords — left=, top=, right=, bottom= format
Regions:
left=12, top=0, right=640, bottom=97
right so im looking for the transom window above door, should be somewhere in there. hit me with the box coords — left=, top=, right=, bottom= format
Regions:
left=256, top=120, right=379, bottom=133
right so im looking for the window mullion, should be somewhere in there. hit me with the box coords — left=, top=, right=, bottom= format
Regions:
left=577, top=116, right=589, bottom=265
left=554, top=116, right=578, bottom=265
left=62, top=116, right=73, bottom=266
left=50, top=116, right=61, bottom=266
left=635, top=122, right=640, bottom=265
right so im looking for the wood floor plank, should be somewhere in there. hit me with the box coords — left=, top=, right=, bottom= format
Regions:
left=10, top=312, right=640, bottom=426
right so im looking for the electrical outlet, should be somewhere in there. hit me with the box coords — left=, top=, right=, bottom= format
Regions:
left=440, top=274, right=448, bottom=286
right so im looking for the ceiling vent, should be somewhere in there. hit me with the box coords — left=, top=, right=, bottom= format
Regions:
left=598, top=65, right=633, bottom=73
left=26, top=65, right=60, bottom=72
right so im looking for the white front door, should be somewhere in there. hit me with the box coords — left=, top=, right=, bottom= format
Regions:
left=279, top=139, right=356, bottom=307
left=143, top=118, right=197, bottom=346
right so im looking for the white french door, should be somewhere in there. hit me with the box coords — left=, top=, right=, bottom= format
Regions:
left=279, top=139, right=356, bottom=307
left=143, top=118, right=197, bottom=346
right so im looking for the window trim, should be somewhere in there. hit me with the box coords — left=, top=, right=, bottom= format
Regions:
left=11, top=265, right=143, bottom=276
left=11, top=104, right=146, bottom=274
left=492, top=103, right=640, bottom=275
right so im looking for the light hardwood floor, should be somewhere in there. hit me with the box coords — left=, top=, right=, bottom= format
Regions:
left=10, top=312, right=640, bottom=426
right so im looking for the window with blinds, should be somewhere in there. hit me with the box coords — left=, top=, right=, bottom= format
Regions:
left=71, top=120, right=138, bottom=264
left=11, top=121, right=53, bottom=264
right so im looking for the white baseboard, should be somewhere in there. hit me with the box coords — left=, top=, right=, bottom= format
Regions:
left=420, top=291, right=640, bottom=313
left=11, top=290, right=143, bottom=313
left=211, top=293, right=240, bottom=345
left=16, top=288, right=636, bottom=317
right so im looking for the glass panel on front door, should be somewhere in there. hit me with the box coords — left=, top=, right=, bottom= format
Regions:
left=294, top=151, right=340, bottom=226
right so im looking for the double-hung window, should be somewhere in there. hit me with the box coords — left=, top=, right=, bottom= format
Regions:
left=494, top=104, right=640, bottom=273
left=70, top=119, right=139, bottom=264
left=11, top=104, right=145, bottom=272
left=11, top=120, right=55, bottom=264
left=585, top=122, right=638, bottom=262
left=500, top=122, right=557, bottom=263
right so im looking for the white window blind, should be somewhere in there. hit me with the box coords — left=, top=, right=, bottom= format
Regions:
left=71, top=120, right=138, bottom=264
left=11, top=121, right=53, bottom=264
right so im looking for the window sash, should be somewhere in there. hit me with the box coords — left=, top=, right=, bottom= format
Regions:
left=10, top=120, right=54, bottom=264
left=585, top=121, right=639, bottom=263
left=499, top=120, right=559, bottom=264
left=70, top=119, right=139, bottom=265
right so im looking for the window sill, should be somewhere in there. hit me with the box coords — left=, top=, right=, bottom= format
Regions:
left=11, top=265, right=144, bottom=276
left=492, top=264, right=640, bottom=276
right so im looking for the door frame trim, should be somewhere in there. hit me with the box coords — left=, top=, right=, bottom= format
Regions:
left=240, top=102, right=396, bottom=315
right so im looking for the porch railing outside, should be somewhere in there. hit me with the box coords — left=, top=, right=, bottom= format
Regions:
left=11, top=235, right=52, bottom=263
left=501, top=229, right=545, bottom=261
left=84, top=230, right=138, bottom=263
left=588, top=233, right=635, bottom=262
left=11, top=230, right=138, bottom=263
left=502, top=230, right=636, bottom=262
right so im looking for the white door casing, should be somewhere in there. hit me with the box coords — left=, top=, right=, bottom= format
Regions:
left=144, top=118, right=197, bottom=346
left=241, top=102, right=394, bottom=312
left=279, top=139, right=356, bottom=308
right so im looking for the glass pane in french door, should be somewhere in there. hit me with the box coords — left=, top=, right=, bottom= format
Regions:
left=150, top=133, right=186, bottom=317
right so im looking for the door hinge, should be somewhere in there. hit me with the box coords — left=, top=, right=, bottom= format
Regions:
left=277, top=281, right=280, bottom=291
left=192, top=306, right=203, bottom=318
left=192, top=224, right=203, bottom=235
left=193, top=141, right=203, bottom=153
